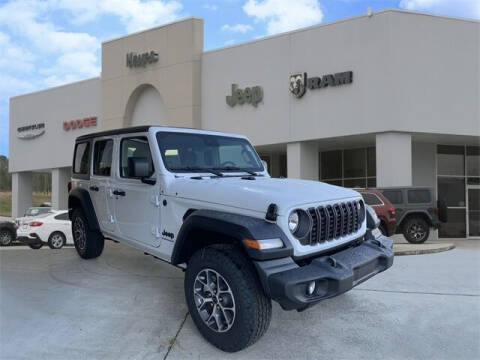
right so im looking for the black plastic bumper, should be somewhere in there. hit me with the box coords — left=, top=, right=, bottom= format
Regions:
left=17, top=233, right=42, bottom=245
left=254, top=235, right=394, bottom=310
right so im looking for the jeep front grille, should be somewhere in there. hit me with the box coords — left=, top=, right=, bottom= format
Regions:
left=304, top=200, right=363, bottom=246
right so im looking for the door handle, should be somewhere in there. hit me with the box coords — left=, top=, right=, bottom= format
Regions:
left=89, top=186, right=99, bottom=192
left=113, top=190, right=126, bottom=197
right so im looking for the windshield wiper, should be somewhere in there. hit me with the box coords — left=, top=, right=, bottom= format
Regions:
left=212, top=166, right=260, bottom=176
left=170, top=166, right=224, bottom=177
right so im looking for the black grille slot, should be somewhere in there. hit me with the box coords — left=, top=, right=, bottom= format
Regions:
left=302, top=200, right=363, bottom=246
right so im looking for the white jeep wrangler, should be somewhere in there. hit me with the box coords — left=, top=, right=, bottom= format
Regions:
left=68, top=126, right=393, bottom=352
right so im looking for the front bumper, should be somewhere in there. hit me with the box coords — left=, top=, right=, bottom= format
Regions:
left=255, top=235, right=394, bottom=310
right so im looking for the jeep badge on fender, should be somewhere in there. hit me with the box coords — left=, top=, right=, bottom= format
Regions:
left=68, top=125, right=393, bottom=352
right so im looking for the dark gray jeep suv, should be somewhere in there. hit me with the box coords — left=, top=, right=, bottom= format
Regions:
left=377, top=187, right=447, bottom=243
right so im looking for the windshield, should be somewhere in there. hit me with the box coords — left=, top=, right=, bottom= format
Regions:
left=156, top=132, right=264, bottom=173
left=25, top=207, right=51, bottom=216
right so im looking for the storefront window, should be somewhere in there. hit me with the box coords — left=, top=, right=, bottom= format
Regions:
left=438, top=177, right=465, bottom=207
left=466, top=146, right=480, bottom=177
left=320, top=147, right=375, bottom=188
left=437, top=145, right=464, bottom=176
left=439, top=209, right=466, bottom=238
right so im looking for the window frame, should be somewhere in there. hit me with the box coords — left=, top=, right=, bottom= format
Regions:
left=407, top=189, right=431, bottom=204
left=382, top=190, right=403, bottom=205
left=361, top=192, right=384, bottom=206
left=72, top=140, right=91, bottom=180
left=92, top=138, right=114, bottom=177
left=119, top=135, right=155, bottom=180
left=54, top=212, right=69, bottom=221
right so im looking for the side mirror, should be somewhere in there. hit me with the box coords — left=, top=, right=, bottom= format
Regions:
left=128, top=157, right=150, bottom=178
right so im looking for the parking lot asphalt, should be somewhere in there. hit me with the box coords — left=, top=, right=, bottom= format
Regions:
left=1, top=240, right=479, bottom=360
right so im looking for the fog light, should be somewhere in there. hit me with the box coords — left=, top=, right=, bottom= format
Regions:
left=307, top=281, right=316, bottom=296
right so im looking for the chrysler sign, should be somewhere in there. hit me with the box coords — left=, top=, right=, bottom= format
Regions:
left=17, top=123, right=45, bottom=139
left=289, top=71, right=353, bottom=98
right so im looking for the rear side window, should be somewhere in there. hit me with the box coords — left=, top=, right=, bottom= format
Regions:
left=73, top=142, right=90, bottom=174
left=408, top=189, right=431, bottom=204
left=361, top=193, right=383, bottom=206
left=382, top=190, right=403, bottom=204
left=120, top=137, right=154, bottom=178
left=54, top=212, right=69, bottom=221
left=93, top=139, right=113, bottom=176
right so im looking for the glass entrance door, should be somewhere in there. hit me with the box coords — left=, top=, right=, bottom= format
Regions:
left=467, top=186, right=480, bottom=238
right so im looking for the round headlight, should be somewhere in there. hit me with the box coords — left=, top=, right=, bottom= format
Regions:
left=288, top=211, right=299, bottom=233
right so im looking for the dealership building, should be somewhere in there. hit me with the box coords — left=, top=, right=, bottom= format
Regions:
left=8, top=9, right=480, bottom=238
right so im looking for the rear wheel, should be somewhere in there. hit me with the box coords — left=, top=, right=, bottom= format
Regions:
left=403, top=217, right=430, bottom=244
left=0, top=229, right=13, bottom=246
left=48, top=232, right=66, bottom=249
left=185, top=246, right=272, bottom=352
left=72, top=209, right=104, bottom=259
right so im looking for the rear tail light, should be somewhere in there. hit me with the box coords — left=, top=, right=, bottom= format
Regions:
left=29, top=221, right=43, bottom=227
left=388, top=207, right=395, bottom=216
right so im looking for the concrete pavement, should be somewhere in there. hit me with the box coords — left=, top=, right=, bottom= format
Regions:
left=1, top=240, right=479, bottom=360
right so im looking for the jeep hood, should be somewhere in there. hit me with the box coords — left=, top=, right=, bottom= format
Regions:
left=165, top=176, right=360, bottom=216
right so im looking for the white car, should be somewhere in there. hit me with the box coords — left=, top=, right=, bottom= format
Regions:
left=16, top=210, right=73, bottom=249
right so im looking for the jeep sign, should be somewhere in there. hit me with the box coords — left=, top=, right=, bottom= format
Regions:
left=289, top=71, right=353, bottom=98
left=226, top=84, right=263, bottom=107
left=126, top=51, right=159, bottom=68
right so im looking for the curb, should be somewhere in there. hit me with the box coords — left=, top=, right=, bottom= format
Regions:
left=393, top=243, right=455, bottom=256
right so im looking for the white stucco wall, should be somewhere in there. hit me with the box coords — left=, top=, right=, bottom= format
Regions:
left=9, top=78, right=101, bottom=173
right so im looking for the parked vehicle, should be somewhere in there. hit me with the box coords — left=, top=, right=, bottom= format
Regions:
left=0, top=220, right=17, bottom=246
left=356, top=189, right=396, bottom=236
left=68, top=126, right=393, bottom=352
left=376, top=187, right=447, bottom=244
left=17, top=210, right=73, bottom=249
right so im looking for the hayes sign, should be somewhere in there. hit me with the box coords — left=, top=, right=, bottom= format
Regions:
left=63, top=117, right=97, bottom=131
left=226, top=84, right=263, bottom=107
left=289, top=71, right=353, bottom=98
left=126, top=51, right=159, bottom=68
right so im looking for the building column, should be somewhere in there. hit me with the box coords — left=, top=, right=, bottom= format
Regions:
left=287, top=141, right=319, bottom=180
left=376, top=132, right=412, bottom=187
left=12, top=172, right=33, bottom=218
left=52, top=167, right=71, bottom=210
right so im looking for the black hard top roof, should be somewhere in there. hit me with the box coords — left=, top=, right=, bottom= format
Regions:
left=75, top=126, right=151, bottom=141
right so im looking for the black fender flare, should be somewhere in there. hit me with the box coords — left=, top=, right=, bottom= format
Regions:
left=398, top=210, right=433, bottom=228
left=68, top=187, right=100, bottom=232
left=171, top=209, right=293, bottom=265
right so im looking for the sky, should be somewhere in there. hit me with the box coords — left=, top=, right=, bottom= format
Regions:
left=1, top=0, right=479, bottom=157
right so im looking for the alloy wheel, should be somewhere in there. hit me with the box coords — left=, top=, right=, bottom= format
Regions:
left=193, top=268, right=236, bottom=333
left=73, top=217, right=86, bottom=250
left=408, top=223, right=426, bottom=241
left=51, top=234, right=64, bottom=249
left=0, top=230, right=12, bottom=246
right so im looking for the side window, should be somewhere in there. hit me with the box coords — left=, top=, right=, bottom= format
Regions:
left=73, top=142, right=90, bottom=174
left=408, top=189, right=431, bottom=204
left=361, top=193, right=383, bottom=206
left=54, top=212, right=69, bottom=221
left=382, top=190, right=403, bottom=204
left=120, top=136, right=154, bottom=178
left=93, top=139, right=113, bottom=176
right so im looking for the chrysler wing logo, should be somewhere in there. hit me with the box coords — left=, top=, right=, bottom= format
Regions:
left=289, top=73, right=307, bottom=98
left=17, top=123, right=45, bottom=139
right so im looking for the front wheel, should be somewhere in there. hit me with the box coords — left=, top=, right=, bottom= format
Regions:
left=184, top=246, right=272, bottom=352
left=71, top=209, right=104, bottom=259
left=403, top=218, right=430, bottom=244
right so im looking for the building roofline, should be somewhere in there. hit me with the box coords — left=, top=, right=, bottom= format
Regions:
left=203, top=8, right=479, bottom=55
left=9, top=76, right=100, bottom=101
left=102, top=16, right=203, bottom=45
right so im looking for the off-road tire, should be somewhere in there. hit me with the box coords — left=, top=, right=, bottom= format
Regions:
left=71, top=208, right=104, bottom=259
left=48, top=232, right=66, bottom=249
left=403, top=217, right=430, bottom=244
left=185, top=245, right=272, bottom=352
left=0, top=229, right=13, bottom=246
left=29, top=243, right=43, bottom=250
